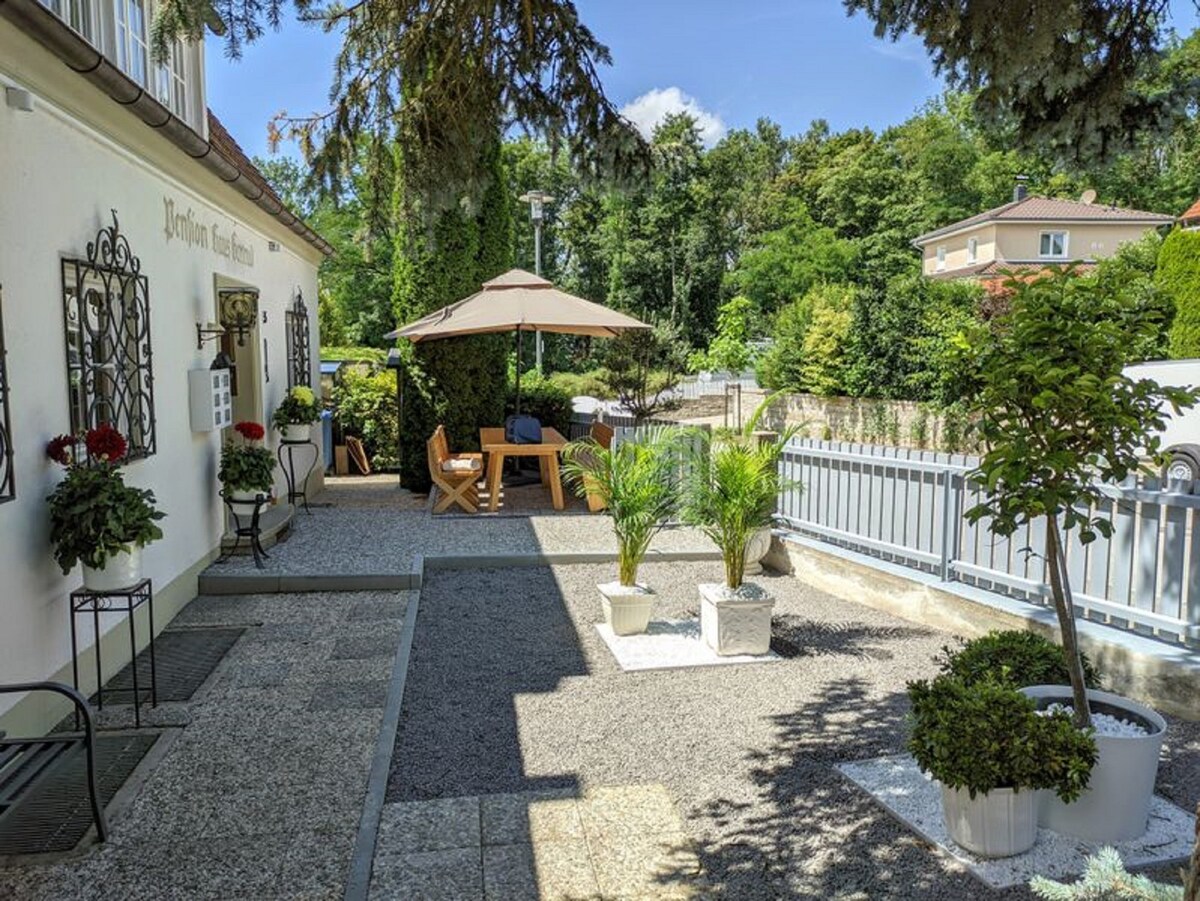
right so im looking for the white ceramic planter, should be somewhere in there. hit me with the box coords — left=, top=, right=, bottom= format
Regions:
left=81, top=546, right=143, bottom=592
left=598, top=582, right=655, bottom=636
left=699, top=582, right=775, bottom=656
left=743, top=528, right=773, bottom=576
left=940, top=783, right=1038, bottom=858
left=1020, top=685, right=1166, bottom=842
left=280, top=423, right=312, bottom=443
left=227, top=488, right=268, bottom=509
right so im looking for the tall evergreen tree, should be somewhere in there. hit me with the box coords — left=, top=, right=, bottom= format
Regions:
left=393, top=140, right=513, bottom=491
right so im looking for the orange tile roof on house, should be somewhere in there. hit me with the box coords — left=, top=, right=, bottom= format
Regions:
left=1181, top=197, right=1200, bottom=222
left=913, top=196, right=1175, bottom=246
left=928, top=260, right=1097, bottom=280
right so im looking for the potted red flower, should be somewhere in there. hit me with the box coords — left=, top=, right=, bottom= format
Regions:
left=219, top=421, right=275, bottom=508
left=46, top=425, right=165, bottom=591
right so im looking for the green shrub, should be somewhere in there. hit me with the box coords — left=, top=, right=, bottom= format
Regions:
left=907, top=675, right=1097, bottom=802
left=936, top=630, right=1101, bottom=690
left=1156, top=228, right=1200, bottom=359
left=319, top=346, right=388, bottom=366
left=219, top=442, right=276, bottom=494
left=334, top=369, right=400, bottom=470
left=546, top=369, right=613, bottom=399
left=509, top=373, right=573, bottom=436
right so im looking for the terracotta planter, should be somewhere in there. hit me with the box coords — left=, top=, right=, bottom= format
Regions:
left=699, top=582, right=775, bottom=656
left=1020, top=685, right=1166, bottom=842
left=940, top=783, right=1038, bottom=858
left=81, top=546, right=143, bottom=592
left=279, top=423, right=312, bottom=443
left=598, top=582, right=655, bottom=635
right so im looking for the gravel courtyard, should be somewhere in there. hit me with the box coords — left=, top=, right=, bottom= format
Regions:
left=384, top=560, right=1200, bottom=900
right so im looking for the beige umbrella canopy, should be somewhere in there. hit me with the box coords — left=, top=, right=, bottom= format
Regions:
left=385, top=269, right=650, bottom=342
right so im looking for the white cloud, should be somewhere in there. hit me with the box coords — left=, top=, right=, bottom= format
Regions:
left=620, top=87, right=727, bottom=146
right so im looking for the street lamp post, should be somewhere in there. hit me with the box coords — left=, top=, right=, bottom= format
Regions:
left=518, top=190, right=554, bottom=372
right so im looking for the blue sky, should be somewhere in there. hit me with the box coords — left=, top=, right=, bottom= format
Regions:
left=205, top=0, right=1200, bottom=161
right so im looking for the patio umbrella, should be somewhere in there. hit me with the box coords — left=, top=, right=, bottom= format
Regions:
left=385, top=268, right=650, bottom=411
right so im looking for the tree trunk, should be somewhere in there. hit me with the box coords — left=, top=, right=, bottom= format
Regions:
left=1045, top=515, right=1092, bottom=729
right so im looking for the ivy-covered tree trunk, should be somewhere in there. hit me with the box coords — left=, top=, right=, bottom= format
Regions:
left=392, top=139, right=513, bottom=491
left=1044, top=515, right=1093, bottom=729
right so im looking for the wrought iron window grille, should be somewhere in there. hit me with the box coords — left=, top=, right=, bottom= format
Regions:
left=285, top=290, right=311, bottom=389
left=61, top=210, right=156, bottom=461
left=0, top=285, right=14, bottom=502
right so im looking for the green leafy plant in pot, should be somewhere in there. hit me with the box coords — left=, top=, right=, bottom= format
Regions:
left=955, top=268, right=1194, bottom=842
left=219, top=421, right=275, bottom=507
left=561, top=426, right=683, bottom=636
left=46, top=425, right=165, bottom=592
left=908, top=674, right=1097, bottom=858
left=682, top=396, right=799, bottom=655
left=271, top=386, right=321, bottom=442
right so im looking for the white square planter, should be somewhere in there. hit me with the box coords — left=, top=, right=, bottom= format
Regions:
left=699, top=582, right=775, bottom=656
left=598, top=582, right=655, bottom=636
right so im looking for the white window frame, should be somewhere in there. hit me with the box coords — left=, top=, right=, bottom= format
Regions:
left=39, top=0, right=97, bottom=42
left=114, top=0, right=149, bottom=88
left=935, top=245, right=947, bottom=271
left=967, top=237, right=978, bottom=264
left=156, top=39, right=189, bottom=121
left=1039, top=230, right=1069, bottom=259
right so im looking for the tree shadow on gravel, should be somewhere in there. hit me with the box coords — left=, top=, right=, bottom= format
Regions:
left=657, top=677, right=1022, bottom=900
left=769, top=616, right=936, bottom=660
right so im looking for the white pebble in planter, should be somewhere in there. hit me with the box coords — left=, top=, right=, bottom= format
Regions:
left=699, top=582, right=775, bottom=656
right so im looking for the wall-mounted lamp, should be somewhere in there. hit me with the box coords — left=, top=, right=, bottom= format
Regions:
left=217, top=287, right=259, bottom=346
left=196, top=320, right=226, bottom=349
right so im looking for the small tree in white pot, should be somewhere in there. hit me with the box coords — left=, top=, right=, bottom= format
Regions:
left=562, top=427, right=683, bottom=635
left=683, top=406, right=797, bottom=655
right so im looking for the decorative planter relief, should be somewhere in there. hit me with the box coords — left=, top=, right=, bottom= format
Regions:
left=699, top=582, right=775, bottom=656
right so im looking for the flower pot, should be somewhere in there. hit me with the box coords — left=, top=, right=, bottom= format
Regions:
left=81, top=546, right=143, bottom=592
left=939, top=783, right=1038, bottom=858
left=227, top=488, right=267, bottom=509
left=1020, top=685, right=1166, bottom=842
left=743, top=527, right=773, bottom=576
left=280, top=423, right=311, bottom=443
left=699, top=582, right=775, bottom=656
left=598, top=582, right=655, bottom=636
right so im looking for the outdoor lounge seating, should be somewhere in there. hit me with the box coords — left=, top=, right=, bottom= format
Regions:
left=0, top=682, right=107, bottom=843
left=427, top=425, right=483, bottom=513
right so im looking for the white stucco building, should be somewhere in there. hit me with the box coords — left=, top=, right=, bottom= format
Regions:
left=0, top=0, right=329, bottom=733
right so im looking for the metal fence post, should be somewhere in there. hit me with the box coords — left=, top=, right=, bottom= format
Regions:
left=939, top=468, right=956, bottom=582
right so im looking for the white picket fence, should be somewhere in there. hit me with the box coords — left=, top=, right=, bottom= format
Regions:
left=777, top=438, right=1200, bottom=646
left=672, top=371, right=759, bottom=401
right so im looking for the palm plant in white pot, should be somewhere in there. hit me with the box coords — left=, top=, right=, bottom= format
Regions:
left=683, top=403, right=797, bottom=655
left=561, top=427, right=683, bottom=635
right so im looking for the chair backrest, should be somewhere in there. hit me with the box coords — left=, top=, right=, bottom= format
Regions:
left=427, top=426, right=448, bottom=479
left=590, top=422, right=614, bottom=450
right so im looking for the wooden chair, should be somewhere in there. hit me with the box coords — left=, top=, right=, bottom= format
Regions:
left=582, top=421, right=615, bottom=513
left=427, top=425, right=483, bottom=513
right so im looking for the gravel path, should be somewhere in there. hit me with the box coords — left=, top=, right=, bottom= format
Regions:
left=388, top=560, right=1200, bottom=899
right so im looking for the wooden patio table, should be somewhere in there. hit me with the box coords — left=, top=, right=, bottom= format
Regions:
left=480, top=426, right=568, bottom=513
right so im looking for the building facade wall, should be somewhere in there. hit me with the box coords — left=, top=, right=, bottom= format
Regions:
left=0, top=24, right=323, bottom=729
left=992, top=222, right=1153, bottom=262
left=920, top=224, right=997, bottom=275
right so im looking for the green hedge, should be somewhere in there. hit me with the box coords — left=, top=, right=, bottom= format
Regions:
left=1156, top=227, right=1200, bottom=358
left=509, top=373, right=573, bottom=436
left=333, top=369, right=399, bottom=469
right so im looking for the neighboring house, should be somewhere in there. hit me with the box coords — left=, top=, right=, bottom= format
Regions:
left=1180, top=197, right=1200, bottom=229
left=913, top=180, right=1175, bottom=285
left=0, top=0, right=330, bottom=733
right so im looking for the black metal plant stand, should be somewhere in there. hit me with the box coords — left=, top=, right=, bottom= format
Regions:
left=69, top=579, right=157, bottom=729
left=219, top=492, right=270, bottom=569
left=277, top=439, right=318, bottom=514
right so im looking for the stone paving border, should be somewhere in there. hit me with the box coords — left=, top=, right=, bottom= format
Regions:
left=345, top=577, right=422, bottom=901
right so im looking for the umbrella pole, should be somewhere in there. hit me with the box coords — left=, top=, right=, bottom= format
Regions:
left=516, top=328, right=523, bottom=415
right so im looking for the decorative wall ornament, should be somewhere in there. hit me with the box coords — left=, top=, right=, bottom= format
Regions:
left=61, top=210, right=156, bottom=460
left=286, top=290, right=311, bottom=388
left=218, top=287, right=258, bottom=346
left=0, top=284, right=13, bottom=502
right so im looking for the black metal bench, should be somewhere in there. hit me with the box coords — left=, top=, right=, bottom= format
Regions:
left=0, top=682, right=108, bottom=843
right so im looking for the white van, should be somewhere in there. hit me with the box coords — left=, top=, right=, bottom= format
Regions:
left=1125, top=359, right=1200, bottom=479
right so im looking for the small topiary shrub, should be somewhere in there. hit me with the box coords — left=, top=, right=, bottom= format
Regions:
left=936, top=630, right=1102, bottom=690
left=908, top=675, right=1097, bottom=802
left=1156, top=227, right=1200, bottom=359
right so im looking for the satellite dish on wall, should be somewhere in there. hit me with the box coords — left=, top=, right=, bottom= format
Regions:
left=1080, top=188, right=1098, bottom=205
